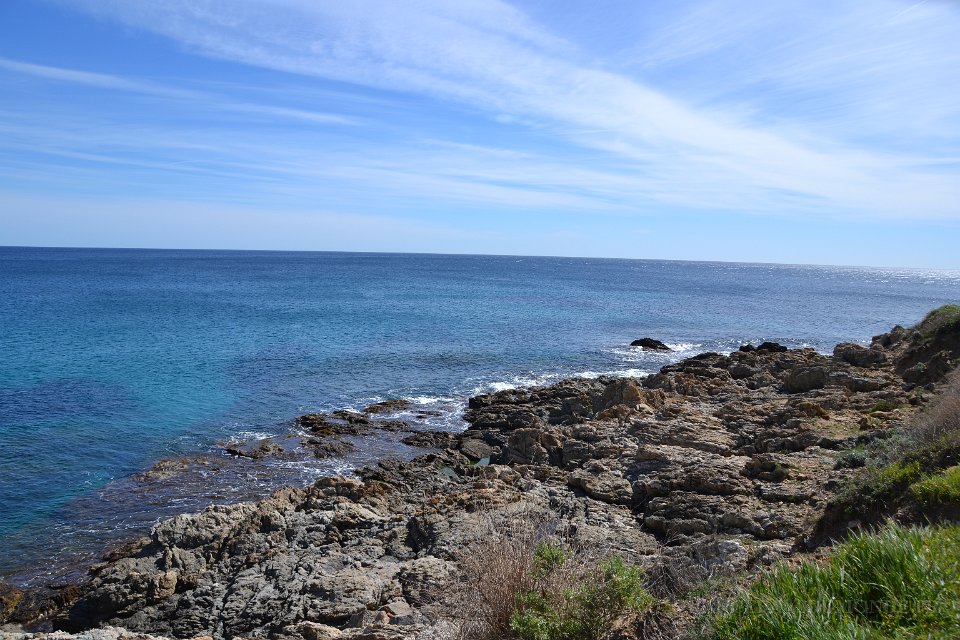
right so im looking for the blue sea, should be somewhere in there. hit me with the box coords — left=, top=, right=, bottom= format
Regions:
left=1, top=247, right=958, bottom=584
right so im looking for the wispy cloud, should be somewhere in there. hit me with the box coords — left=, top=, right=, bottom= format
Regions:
left=43, top=0, right=959, bottom=220
left=0, top=56, right=358, bottom=126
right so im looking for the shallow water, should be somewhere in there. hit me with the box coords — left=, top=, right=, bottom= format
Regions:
left=1, top=247, right=958, bottom=583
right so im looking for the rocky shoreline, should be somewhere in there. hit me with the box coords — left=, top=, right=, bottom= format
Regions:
left=3, top=315, right=958, bottom=639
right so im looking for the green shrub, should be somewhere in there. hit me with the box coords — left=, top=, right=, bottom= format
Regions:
left=834, top=447, right=867, bottom=470
left=854, top=460, right=924, bottom=509
left=911, top=465, right=960, bottom=508
left=533, top=541, right=569, bottom=578
left=707, top=523, right=960, bottom=640
left=511, top=555, right=655, bottom=640
left=914, top=304, right=960, bottom=341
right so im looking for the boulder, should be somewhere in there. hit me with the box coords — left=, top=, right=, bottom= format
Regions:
left=756, top=342, right=789, bottom=353
left=833, top=343, right=886, bottom=367
left=782, top=367, right=828, bottom=393
left=630, top=338, right=672, bottom=351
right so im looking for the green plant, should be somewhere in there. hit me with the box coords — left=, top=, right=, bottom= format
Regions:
left=533, top=541, right=569, bottom=578
left=910, top=465, right=960, bottom=508
left=510, top=555, right=655, bottom=640
left=834, top=446, right=867, bottom=470
left=707, top=523, right=960, bottom=640
left=869, top=400, right=902, bottom=413
left=851, top=460, right=924, bottom=510
left=914, top=304, right=960, bottom=341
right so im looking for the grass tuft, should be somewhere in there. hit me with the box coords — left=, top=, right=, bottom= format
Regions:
left=910, top=465, right=960, bottom=508
left=707, top=523, right=960, bottom=640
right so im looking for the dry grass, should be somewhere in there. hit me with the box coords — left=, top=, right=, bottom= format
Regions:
left=444, top=513, right=554, bottom=640
left=910, top=368, right=960, bottom=455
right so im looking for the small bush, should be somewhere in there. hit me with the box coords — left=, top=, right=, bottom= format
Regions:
left=834, top=447, right=867, bottom=470
left=915, top=304, right=960, bottom=340
left=707, top=523, right=960, bottom=640
left=511, top=554, right=655, bottom=640
left=911, top=465, right=960, bottom=508
left=869, top=400, right=901, bottom=413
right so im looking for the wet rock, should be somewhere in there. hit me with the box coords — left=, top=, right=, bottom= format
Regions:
left=1, top=582, right=24, bottom=623
left=306, top=437, right=357, bottom=459
left=362, top=400, right=412, bottom=415
left=756, top=342, right=788, bottom=353
left=630, top=337, right=672, bottom=351
left=400, top=431, right=452, bottom=449
left=223, top=439, right=284, bottom=459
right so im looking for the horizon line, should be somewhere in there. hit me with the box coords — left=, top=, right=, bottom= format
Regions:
left=2, top=244, right=958, bottom=273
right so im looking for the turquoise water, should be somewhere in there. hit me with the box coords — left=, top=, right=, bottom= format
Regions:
left=1, top=247, right=958, bottom=581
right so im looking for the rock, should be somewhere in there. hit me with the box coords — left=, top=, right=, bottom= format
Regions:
left=757, top=342, right=789, bottom=353
left=598, top=379, right=645, bottom=410
left=380, top=600, right=414, bottom=625
left=728, top=363, right=759, bottom=380
left=400, top=431, right=452, bottom=449
left=782, top=367, right=827, bottom=393
left=503, top=428, right=550, bottom=465
left=458, top=437, right=493, bottom=461
left=306, top=437, right=357, bottom=459
left=567, top=470, right=634, bottom=505
left=223, top=439, right=284, bottom=459
left=298, top=622, right=344, bottom=640
left=833, top=343, right=886, bottom=367
left=1, top=583, right=24, bottom=623
left=630, top=338, right=671, bottom=351
left=902, top=351, right=953, bottom=384
left=871, top=325, right=907, bottom=347
left=362, top=400, right=412, bottom=415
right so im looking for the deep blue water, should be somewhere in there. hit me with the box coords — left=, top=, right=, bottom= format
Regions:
left=1, top=247, right=958, bottom=582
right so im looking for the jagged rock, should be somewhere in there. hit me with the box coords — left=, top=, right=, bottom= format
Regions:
left=399, top=431, right=452, bottom=449
left=833, top=343, right=886, bottom=367
left=567, top=470, right=633, bottom=505
left=362, top=400, right=412, bottom=414
left=782, top=367, right=828, bottom=393
left=872, top=325, right=907, bottom=347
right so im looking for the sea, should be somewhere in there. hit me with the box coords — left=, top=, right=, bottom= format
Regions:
left=1, top=247, right=958, bottom=585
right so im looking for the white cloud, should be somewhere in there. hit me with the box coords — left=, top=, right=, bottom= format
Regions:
left=0, top=56, right=358, bottom=126
left=45, top=0, right=960, bottom=220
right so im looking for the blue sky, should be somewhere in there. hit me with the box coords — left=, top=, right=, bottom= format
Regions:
left=1, top=0, right=959, bottom=267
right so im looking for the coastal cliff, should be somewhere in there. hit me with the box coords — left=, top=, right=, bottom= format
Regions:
left=3, top=308, right=959, bottom=640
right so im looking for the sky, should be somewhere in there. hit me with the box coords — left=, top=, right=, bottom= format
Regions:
left=1, top=0, right=959, bottom=267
